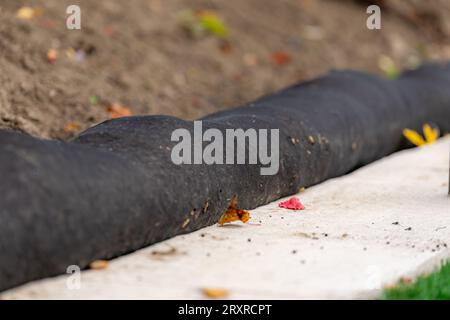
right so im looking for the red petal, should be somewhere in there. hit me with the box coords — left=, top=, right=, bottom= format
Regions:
left=278, top=197, right=305, bottom=210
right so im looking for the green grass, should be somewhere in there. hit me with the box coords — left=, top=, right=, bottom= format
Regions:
left=382, top=262, right=450, bottom=299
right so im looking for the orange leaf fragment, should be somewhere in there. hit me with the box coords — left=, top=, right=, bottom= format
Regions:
left=107, top=103, right=132, bottom=118
left=218, top=196, right=250, bottom=225
left=47, top=49, right=58, bottom=64
left=202, top=288, right=229, bottom=298
left=64, top=121, right=81, bottom=133
left=89, top=260, right=109, bottom=270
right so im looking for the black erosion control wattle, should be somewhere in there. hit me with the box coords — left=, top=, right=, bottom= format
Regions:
left=1, top=63, right=450, bottom=292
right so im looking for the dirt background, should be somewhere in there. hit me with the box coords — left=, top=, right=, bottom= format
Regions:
left=0, top=0, right=449, bottom=140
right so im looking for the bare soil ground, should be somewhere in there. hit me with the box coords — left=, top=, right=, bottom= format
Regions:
left=0, top=0, right=449, bottom=140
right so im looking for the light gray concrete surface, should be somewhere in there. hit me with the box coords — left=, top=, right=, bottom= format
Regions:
left=2, top=137, right=449, bottom=300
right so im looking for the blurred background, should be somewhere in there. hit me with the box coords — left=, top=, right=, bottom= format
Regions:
left=0, top=0, right=449, bottom=140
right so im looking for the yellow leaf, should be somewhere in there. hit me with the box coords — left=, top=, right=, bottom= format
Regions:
left=16, top=7, right=36, bottom=20
left=403, top=128, right=426, bottom=146
left=423, top=123, right=439, bottom=143
left=198, top=12, right=229, bottom=38
left=202, top=288, right=229, bottom=298
left=64, top=121, right=80, bottom=133
left=378, top=55, right=400, bottom=79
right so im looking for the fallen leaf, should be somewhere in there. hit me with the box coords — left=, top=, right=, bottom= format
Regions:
left=197, top=10, right=229, bottom=38
left=89, top=95, right=99, bottom=105
left=47, top=49, right=58, bottom=64
left=219, top=40, right=233, bottom=55
left=65, top=48, right=76, bottom=59
left=378, top=55, right=399, bottom=79
left=403, top=123, right=439, bottom=146
left=65, top=48, right=87, bottom=63
left=278, top=197, right=305, bottom=210
left=403, top=128, right=426, bottom=146
left=89, top=260, right=109, bottom=270
left=178, top=9, right=229, bottom=39
left=202, top=288, right=229, bottom=298
left=218, top=196, right=250, bottom=225
left=16, top=7, right=38, bottom=20
left=271, top=51, right=292, bottom=65
left=107, top=103, right=132, bottom=118
left=64, top=121, right=80, bottom=133
left=423, top=123, right=439, bottom=142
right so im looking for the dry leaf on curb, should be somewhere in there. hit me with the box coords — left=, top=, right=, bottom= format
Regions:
left=107, top=104, right=132, bottom=118
left=202, top=288, right=229, bottom=298
left=218, top=196, right=250, bottom=225
left=89, top=260, right=109, bottom=270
